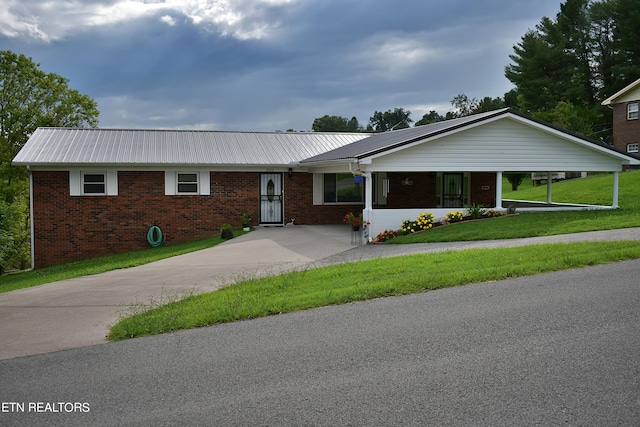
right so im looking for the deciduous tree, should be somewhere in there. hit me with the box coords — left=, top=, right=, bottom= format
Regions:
left=311, top=115, right=361, bottom=132
left=367, top=108, right=412, bottom=132
left=0, top=50, right=99, bottom=271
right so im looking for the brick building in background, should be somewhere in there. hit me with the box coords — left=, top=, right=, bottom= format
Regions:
left=602, top=77, right=640, bottom=158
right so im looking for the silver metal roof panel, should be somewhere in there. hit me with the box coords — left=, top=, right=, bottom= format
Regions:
left=13, top=128, right=370, bottom=166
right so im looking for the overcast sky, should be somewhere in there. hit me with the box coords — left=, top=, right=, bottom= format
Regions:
left=1, top=0, right=562, bottom=131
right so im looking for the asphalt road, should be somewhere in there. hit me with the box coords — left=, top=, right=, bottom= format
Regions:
left=1, top=259, right=639, bottom=426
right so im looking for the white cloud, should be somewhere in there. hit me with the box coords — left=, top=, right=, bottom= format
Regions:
left=351, top=32, right=442, bottom=79
left=0, top=0, right=298, bottom=42
left=160, top=14, right=177, bottom=26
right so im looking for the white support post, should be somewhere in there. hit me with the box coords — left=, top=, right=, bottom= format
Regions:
left=364, top=173, right=373, bottom=211
left=612, top=171, right=620, bottom=208
left=546, top=172, right=553, bottom=204
left=363, top=173, right=373, bottom=243
left=495, top=171, right=503, bottom=209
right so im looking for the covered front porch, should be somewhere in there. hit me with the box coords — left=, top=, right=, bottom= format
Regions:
left=360, top=170, right=622, bottom=240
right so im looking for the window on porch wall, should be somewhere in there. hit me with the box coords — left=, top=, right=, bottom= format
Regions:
left=323, top=173, right=363, bottom=203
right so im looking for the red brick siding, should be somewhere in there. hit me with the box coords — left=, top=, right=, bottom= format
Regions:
left=284, top=173, right=364, bottom=225
left=384, top=172, right=437, bottom=208
left=31, top=170, right=496, bottom=268
left=470, top=172, right=497, bottom=207
left=611, top=102, right=640, bottom=153
left=31, top=170, right=363, bottom=268
left=382, top=172, right=496, bottom=208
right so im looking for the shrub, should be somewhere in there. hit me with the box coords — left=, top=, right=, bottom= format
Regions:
left=465, top=203, right=486, bottom=219
left=399, top=212, right=434, bottom=235
left=0, top=198, right=31, bottom=274
left=374, top=230, right=398, bottom=242
left=486, top=209, right=504, bottom=218
left=446, top=211, right=464, bottom=223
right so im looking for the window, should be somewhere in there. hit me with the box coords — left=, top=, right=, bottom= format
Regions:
left=177, top=173, right=198, bottom=194
left=70, top=170, right=117, bottom=196
left=627, top=103, right=639, bottom=120
left=323, top=173, right=363, bottom=203
left=628, top=143, right=639, bottom=153
left=82, top=172, right=106, bottom=195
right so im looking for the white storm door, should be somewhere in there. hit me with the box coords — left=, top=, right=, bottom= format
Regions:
left=260, top=173, right=284, bottom=224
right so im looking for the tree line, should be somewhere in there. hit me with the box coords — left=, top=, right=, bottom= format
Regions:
left=312, top=0, right=640, bottom=141
left=311, top=94, right=509, bottom=132
left=0, top=50, right=99, bottom=273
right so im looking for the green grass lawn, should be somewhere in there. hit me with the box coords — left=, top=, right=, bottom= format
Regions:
left=0, top=230, right=249, bottom=294
left=502, top=171, right=636, bottom=207
left=108, top=240, right=640, bottom=341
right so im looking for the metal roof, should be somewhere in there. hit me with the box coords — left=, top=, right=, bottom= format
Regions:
left=12, top=128, right=370, bottom=167
left=301, top=109, right=510, bottom=163
left=300, top=108, right=637, bottom=164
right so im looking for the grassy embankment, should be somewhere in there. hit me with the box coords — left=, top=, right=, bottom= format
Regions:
left=108, top=171, right=640, bottom=340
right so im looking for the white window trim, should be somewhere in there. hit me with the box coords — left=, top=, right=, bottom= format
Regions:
left=627, top=103, right=639, bottom=120
left=70, top=170, right=118, bottom=196
left=165, top=171, right=210, bottom=195
left=627, top=143, right=639, bottom=153
left=320, top=172, right=365, bottom=205
left=82, top=171, right=106, bottom=195
left=176, top=172, right=199, bottom=194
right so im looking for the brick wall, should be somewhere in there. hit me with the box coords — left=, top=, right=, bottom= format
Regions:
left=612, top=103, right=640, bottom=152
left=284, top=172, right=364, bottom=225
left=31, top=170, right=363, bottom=268
left=31, top=170, right=496, bottom=267
left=385, top=172, right=437, bottom=208
left=470, top=172, right=497, bottom=207
left=382, top=172, right=496, bottom=208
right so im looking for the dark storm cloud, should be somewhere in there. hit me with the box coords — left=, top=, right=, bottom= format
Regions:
left=1, top=0, right=563, bottom=131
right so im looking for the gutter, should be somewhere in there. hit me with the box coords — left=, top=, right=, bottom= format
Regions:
left=27, top=165, right=34, bottom=271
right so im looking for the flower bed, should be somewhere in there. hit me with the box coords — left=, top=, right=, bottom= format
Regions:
left=371, top=206, right=515, bottom=243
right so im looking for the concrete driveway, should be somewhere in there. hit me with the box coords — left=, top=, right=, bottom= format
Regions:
left=1, top=225, right=639, bottom=360
left=0, top=225, right=356, bottom=360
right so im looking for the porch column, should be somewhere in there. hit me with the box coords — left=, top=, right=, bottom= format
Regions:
left=495, top=171, right=503, bottom=209
left=363, top=173, right=373, bottom=243
left=364, top=173, right=373, bottom=211
left=546, top=172, right=553, bottom=204
left=612, top=171, right=620, bottom=208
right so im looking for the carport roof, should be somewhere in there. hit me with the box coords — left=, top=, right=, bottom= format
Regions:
left=300, top=108, right=636, bottom=164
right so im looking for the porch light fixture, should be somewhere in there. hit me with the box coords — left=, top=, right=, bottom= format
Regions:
left=288, top=167, right=293, bottom=179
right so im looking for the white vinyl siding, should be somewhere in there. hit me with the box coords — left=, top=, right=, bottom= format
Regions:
left=366, top=119, right=623, bottom=172
left=313, top=174, right=323, bottom=205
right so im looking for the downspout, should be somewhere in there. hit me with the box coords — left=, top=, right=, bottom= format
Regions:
left=348, top=160, right=358, bottom=175
left=27, top=166, right=35, bottom=270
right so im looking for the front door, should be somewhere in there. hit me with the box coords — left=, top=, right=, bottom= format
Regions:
left=260, top=173, right=284, bottom=225
left=443, top=173, right=464, bottom=208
